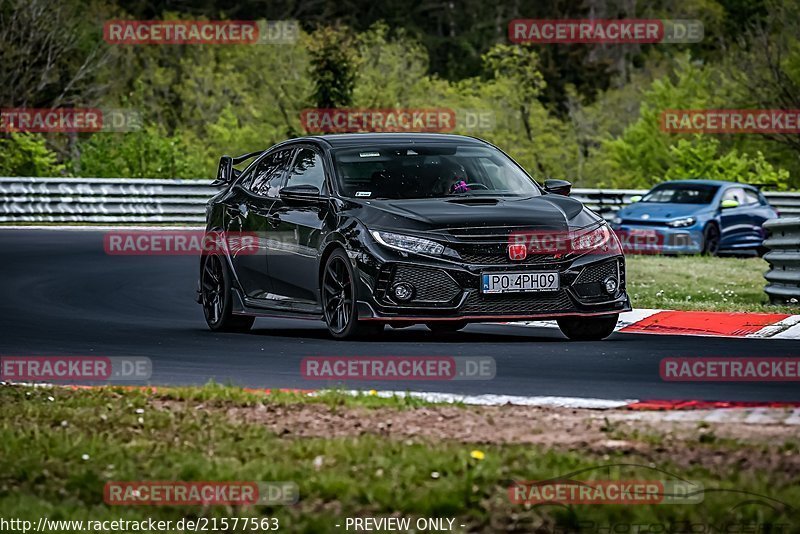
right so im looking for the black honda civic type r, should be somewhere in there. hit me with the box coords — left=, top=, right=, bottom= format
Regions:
left=198, top=133, right=631, bottom=340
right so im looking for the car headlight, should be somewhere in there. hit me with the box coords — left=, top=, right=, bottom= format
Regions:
left=612, top=216, right=622, bottom=225
left=570, top=224, right=621, bottom=254
left=370, top=230, right=445, bottom=256
left=666, top=217, right=696, bottom=228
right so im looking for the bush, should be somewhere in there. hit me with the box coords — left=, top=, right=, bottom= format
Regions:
left=664, top=137, right=790, bottom=187
left=75, top=125, right=206, bottom=179
left=0, top=134, right=65, bottom=177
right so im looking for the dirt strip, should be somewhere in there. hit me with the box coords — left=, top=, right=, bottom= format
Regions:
left=156, top=400, right=800, bottom=476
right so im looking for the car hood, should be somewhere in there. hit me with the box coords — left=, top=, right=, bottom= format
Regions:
left=347, top=195, right=600, bottom=231
left=618, top=202, right=705, bottom=222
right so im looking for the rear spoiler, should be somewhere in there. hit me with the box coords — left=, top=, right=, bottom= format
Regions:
left=211, top=150, right=264, bottom=186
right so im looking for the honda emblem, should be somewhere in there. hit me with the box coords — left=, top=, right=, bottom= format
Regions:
left=508, top=243, right=527, bottom=261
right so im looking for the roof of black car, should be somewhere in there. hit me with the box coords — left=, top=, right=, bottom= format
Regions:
left=303, top=133, right=489, bottom=147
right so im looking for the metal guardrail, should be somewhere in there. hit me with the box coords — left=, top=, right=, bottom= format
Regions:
left=762, top=217, right=800, bottom=305
left=0, top=177, right=798, bottom=224
left=0, top=177, right=212, bottom=224
left=571, top=189, right=645, bottom=221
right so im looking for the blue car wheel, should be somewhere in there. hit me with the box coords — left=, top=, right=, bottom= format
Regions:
left=702, top=223, right=720, bottom=256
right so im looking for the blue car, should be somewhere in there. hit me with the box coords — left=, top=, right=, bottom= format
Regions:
left=610, top=180, right=778, bottom=255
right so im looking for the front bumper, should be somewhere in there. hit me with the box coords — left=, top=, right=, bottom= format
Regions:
left=352, top=245, right=631, bottom=322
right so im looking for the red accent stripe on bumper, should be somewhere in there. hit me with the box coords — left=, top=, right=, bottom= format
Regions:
left=362, top=310, right=624, bottom=322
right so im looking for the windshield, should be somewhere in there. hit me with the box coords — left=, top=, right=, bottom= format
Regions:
left=331, top=144, right=541, bottom=199
left=641, top=183, right=719, bottom=204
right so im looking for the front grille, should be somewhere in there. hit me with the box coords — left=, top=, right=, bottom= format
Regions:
left=442, top=226, right=570, bottom=265
left=458, top=249, right=562, bottom=265
left=391, top=265, right=461, bottom=303
left=461, top=290, right=574, bottom=315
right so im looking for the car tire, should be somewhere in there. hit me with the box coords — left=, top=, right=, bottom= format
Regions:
left=201, top=253, right=255, bottom=333
left=556, top=314, right=618, bottom=341
left=426, top=321, right=468, bottom=333
left=322, top=248, right=384, bottom=339
left=702, top=223, right=720, bottom=256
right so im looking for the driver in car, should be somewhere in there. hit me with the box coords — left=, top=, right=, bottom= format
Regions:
left=431, top=159, right=472, bottom=196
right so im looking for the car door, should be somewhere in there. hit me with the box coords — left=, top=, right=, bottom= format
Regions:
left=742, top=187, right=770, bottom=247
left=718, top=186, right=750, bottom=248
left=228, top=147, right=295, bottom=300
left=265, top=146, right=330, bottom=308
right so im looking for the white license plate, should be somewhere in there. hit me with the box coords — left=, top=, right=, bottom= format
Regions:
left=481, top=271, right=559, bottom=294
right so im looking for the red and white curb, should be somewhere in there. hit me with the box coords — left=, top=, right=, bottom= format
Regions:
left=510, top=309, right=800, bottom=339
left=357, top=390, right=635, bottom=409
left=611, top=406, right=800, bottom=425
left=354, top=391, right=800, bottom=424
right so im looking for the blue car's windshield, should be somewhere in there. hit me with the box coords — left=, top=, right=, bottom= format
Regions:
left=641, top=183, right=719, bottom=204
left=331, top=144, right=541, bottom=200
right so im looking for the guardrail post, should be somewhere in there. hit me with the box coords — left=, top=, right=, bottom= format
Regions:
left=762, top=217, right=800, bottom=305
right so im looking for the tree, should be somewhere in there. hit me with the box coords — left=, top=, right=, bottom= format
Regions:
left=601, top=55, right=732, bottom=187
left=307, top=26, right=358, bottom=109
left=664, top=137, right=790, bottom=188
left=0, top=0, right=113, bottom=108
left=728, top=1, right=800, bottom=160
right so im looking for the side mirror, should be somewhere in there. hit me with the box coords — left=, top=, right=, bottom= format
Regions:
left=629, top=195, right=643, bottom=203
left=543, top=179, right=572, bottom=196
left=212, top=156, right=234, bottom=186
left=280, top=184, right=322, bottom=205
left=721, top=199, right=740, bottom=209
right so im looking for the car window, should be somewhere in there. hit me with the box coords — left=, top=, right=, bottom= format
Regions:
left=237, top=165, right=257, bottom=189
left=331, top=144, right=540, bottom=199
left=641, top=184, right=718, bottom=204
left=743, top=189, right=760, bottom=205
left=722, top=187, right=746, bottom=204
left=248, top=149, right=294, bottom=197
left=285, top=148, right=326, bottom=191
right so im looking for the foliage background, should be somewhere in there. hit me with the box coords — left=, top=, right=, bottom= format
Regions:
left=1, top=0, right=799, bottom=189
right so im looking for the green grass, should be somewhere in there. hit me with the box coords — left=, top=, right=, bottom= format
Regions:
left=159, top=383, right=458, bottom=409
left=626, top=255, right=798, bottom=313
left=1, top=385, right=798, bottom=533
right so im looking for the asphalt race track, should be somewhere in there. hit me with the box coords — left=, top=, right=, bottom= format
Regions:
left=1, top=229, right=797, bottom=402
